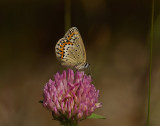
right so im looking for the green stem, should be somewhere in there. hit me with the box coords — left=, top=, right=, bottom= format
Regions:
left=63, top=120, right=77, bottom=126
left=147, top=0, right=154, bottom=126
left=64, top=0, right=71, bottom=32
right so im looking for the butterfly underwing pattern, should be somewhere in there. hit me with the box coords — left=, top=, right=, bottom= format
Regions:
left=55, top=27, right=89, bottom=70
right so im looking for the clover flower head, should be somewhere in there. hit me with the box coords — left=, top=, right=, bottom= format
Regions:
left=43, top=69, right=102, bottom=124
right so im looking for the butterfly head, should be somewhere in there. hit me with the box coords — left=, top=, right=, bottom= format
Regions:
left=75, top=62, right=89, bottom=70
left=84, top=62, right=89, bottom=69
left=75, top=63, right=92, bottom=75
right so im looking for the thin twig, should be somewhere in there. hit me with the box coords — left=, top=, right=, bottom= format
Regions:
left=147, top=0, right=154, bottom=126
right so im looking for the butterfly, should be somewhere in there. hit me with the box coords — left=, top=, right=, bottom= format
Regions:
left=55, top=27, right=89, bottom=70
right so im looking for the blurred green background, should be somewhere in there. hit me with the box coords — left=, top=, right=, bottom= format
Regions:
left=0, top=0, right=160, bottom=126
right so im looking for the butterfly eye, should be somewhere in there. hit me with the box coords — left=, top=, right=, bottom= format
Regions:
left=84, top=63, right=89, bottom=68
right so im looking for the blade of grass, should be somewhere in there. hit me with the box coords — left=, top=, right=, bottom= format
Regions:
left=65, top=0, right=71, bottom=32
left=147, top=0, right=154, bottom=126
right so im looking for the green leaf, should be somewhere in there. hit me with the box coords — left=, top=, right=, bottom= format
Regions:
left=88, top=113, right=106, bottom=119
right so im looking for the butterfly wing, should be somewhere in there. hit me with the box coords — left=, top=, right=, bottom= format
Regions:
left=55, top=27, right=86, bottom=68
left=64, top=27, right=86, bottom=63
left=55, top=38, right=77, bottom=67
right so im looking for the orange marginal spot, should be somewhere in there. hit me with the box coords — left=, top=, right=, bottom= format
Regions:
left=58, top=42, right=73, bottom=59
left=67, top=32, right=77, bottom=40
